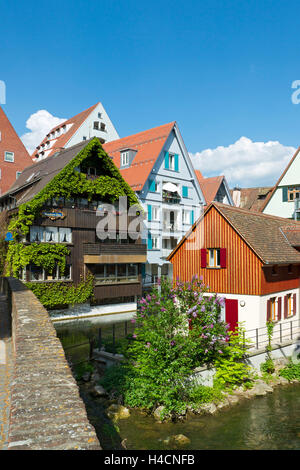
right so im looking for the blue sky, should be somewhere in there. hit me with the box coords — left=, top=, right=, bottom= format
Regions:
left=1, top=0, right=300, bottom=186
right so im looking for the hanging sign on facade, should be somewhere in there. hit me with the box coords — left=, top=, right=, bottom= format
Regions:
left=41, top=209, right=66, bottom=221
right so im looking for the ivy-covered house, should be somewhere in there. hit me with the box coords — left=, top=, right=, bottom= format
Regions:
left=0, top=138, right=147, bottom=312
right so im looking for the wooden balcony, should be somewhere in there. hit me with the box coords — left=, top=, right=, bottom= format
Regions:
left=83, top=242, right=147, bottom=264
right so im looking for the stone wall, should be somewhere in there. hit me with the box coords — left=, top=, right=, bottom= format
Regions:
left=4, top=277, right=101, bottom=450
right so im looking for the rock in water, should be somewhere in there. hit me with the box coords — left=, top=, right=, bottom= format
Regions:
left=170, top=434, right=191, bottom=446
left=91, top=384, right=108, bottom=397
left=107, top=404, right=130, bottom=421
left=153, top=406, right=171, bottom=422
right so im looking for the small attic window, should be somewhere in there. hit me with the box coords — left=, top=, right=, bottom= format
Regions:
left=121, top=151, right=129, bottom=167
left=98, top=112, right=102, bottom=118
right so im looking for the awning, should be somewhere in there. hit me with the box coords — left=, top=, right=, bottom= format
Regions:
left=163, top=182, right=179, bottom=193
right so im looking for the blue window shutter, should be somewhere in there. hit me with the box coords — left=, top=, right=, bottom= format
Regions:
left=149, top=179, right=156, bottom=192
left=148, top=205, right=152, bottom=221
left=182, top=186, right=188, bottom=198
left=282, top=187, right=288, bottom=202
left=164, top=151, right=169, bottom=169
left=175, top=154, right=179, bottom=171
left=190, top=210, right=194, bottom=225
left=147, top=232, right=152, bottom=250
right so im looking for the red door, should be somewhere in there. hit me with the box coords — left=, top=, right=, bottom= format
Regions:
left=225, top=299, right=238, bottom=332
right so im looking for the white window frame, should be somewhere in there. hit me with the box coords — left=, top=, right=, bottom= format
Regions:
left=4, top=151, right=14, bottom=162
left=152, top=236, right=159, bottom=250
left=121, top=151, right=129, bottom=167
left=152, top=206, right=160, bottom=221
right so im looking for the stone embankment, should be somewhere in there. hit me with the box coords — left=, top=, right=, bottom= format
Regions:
left=2, top=277, right=101, bottom=450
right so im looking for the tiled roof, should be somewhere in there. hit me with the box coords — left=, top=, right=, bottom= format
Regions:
left=260, top=147, right=300, bottom=212
left=31, top=103, right=99, bottom=160
left=103, top=122, right=175, bottom=191
left=231, top=186, right=273, bottom=212
left=195, top=170, right=224, bottom=205
left=1, top=139, right=93, bottom=205
left=168, top=202, right=300, bottom=265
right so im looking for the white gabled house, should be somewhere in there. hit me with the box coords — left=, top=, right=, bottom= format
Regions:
left=104, top=121, right=206, bottom=284
left=262, top=147, right=300, bottom=219
left=32, top=102, right=119, bottom=162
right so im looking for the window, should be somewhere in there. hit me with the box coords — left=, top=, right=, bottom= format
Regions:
left=288, top=187, right=300, bottom=201
left=208, top=248, right=221, bottom=268
left=149, top=179, right=158, bottom=192
left=29, top=263, right=72, bottom=281
left=30, top=226, right=72, bottom=243
left=16, top=171, right=22, bottom=179
left=183, top=210, right=191, bottom=225
left=164, top=152, right=179, bottom=171
left=94, top=264, right=138, bottom=284
left=98, top=112, right=102, bottom=119
left=152, top=236, right=159, bottom=249
left=152, top=206, right=159, bottom=221
left=4, top=151, right=14, bottom=162
left=270, top=297, right=276, bottom=321
left=169, top=153, right=175, bottom=170
left=100, top=123, right=106, bottom=131
left=83, top=136, right=87, bottom=141
left=121, top=151, right=129, bottom=167
left=287, top=294, right=293, bottom=317
left=93, top=121, right=99, bottom=130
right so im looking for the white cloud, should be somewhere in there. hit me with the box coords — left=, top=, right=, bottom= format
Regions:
left=21, top=110, right=66, bottom=154
left=189, top=137, right=296, bottom=188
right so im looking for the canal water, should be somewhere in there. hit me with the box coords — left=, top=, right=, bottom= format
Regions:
left=54, top=315, right=300, bottom=450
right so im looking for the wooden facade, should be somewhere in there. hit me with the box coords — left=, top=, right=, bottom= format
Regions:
left=21, top=206, right=147, bottom=304
left=169, top=205, right=300, bottom=296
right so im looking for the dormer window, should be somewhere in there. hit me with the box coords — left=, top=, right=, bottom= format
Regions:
left=121, top=151, right=129, bottom=167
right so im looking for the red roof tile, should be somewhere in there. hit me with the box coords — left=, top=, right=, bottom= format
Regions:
left=195, top=170, right=224, bottom=206
left=31, top=103, right=100, bottom=160
left=103, top=122, right=175, bottom=190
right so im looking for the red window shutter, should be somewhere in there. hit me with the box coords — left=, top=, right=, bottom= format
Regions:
left=284, top=295, right=288, bottom=319
left=293, top=294, right=297, bottom=316
left=220, top=248, right=226, bottom=268
left=200, top=249, right=207, bottom=268
left=267, top=299, right=271, bottom=321
left=277, top=297, right=282, bottom=321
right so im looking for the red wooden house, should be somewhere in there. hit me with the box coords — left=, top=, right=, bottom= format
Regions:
left=168, top=202, right=300, bottom=335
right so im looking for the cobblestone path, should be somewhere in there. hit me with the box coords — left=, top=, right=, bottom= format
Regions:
left=0, top=294, right=13, bottom=450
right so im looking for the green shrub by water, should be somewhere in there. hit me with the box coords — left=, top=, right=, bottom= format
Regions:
left=279, top=361, right=300, bottom=381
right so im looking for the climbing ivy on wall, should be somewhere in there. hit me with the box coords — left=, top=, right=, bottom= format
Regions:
left=26, top=275, right=94, bottom=309
left=5, top=243, right=70, bottom=278
left=8, top=138, right=140, bottom=239
left=3, top=138, right=140, bottom=307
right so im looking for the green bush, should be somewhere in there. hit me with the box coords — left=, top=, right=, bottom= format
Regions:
left=74, top=362, right=94, bottom=381
left=100, top=276, right=229, bottom=415
left=214, top=324, right=254, bottom=389
left=279, top=361, right=300, bottom=381
left=260, top=358, right=275, bottom=374
left=187, top=384, right=223, bottom=406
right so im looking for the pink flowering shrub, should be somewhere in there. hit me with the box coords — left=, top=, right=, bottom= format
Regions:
left=113, top=276, right=229, bottom=415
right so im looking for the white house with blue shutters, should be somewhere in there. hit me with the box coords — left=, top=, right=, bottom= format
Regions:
left=137, top=123, right=206, bottom=284
left=262, top=147, right=300, bottom=220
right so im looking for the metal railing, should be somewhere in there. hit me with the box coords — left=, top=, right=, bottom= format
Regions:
left=244, top=318, right=300, bottom=351
left=61, top=320, right=136, bottom=366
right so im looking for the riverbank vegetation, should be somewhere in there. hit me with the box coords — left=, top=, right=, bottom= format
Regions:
left=99, top=277, right=255, bottom=418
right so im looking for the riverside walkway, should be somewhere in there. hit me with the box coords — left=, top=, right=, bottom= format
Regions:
left=0, top=278, right=100, bottom=450
left=0, top=293, right=13, bottom=450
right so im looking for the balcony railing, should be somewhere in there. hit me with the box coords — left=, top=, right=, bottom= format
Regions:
left=83, top=243, right=147, bottom=256
left=162, top=191, right=181, bottom=204
left=94, top=275, right=139, bottom=286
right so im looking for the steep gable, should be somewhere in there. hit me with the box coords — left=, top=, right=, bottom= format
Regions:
left=0, top=106, right=32, bottom=194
